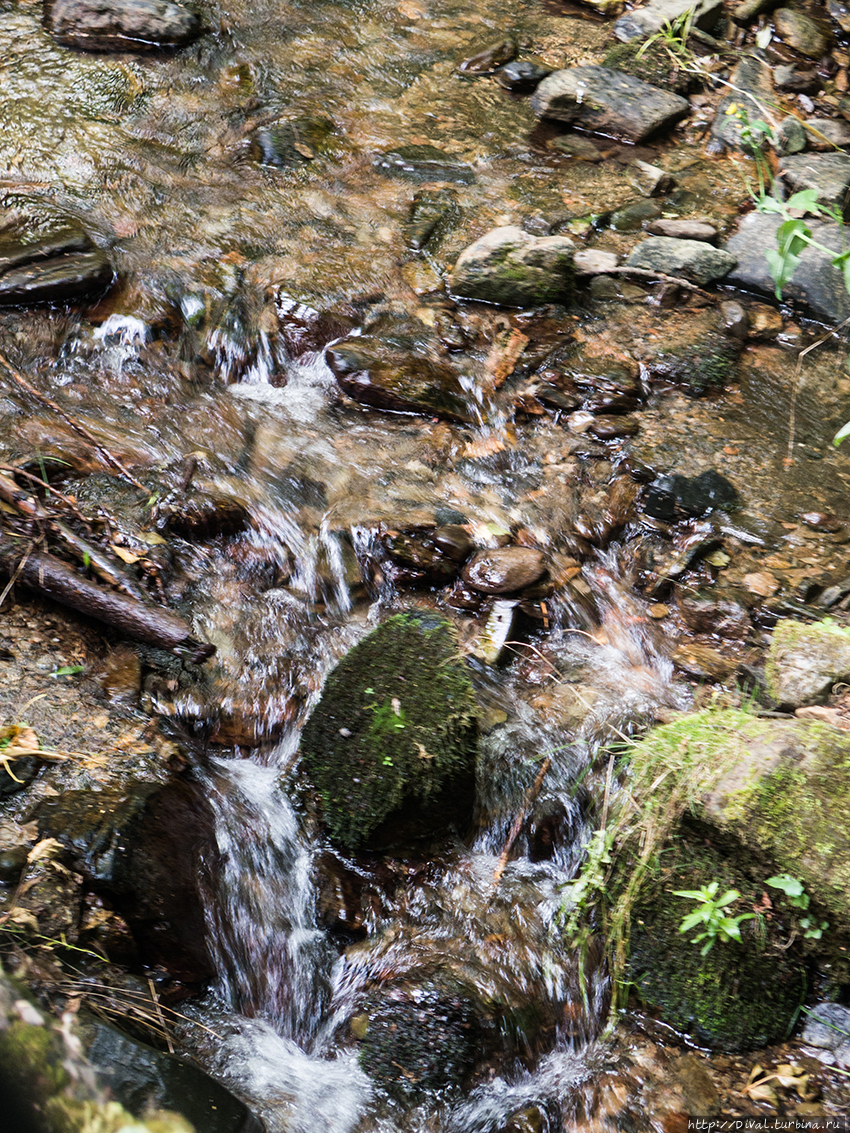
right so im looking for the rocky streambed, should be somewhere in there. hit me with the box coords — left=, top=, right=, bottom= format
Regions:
left=1, top=0, right=850, bottom=1128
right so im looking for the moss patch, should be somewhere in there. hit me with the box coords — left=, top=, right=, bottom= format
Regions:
left=298, top=611, right=478, bottom=848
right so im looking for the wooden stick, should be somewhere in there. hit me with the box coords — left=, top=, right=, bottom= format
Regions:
left=0, top=350, right=147, bottom=492
left=493, top=755, right=552, bottom=885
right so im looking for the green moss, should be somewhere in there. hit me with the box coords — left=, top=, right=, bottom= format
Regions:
left=299, top=611, right=478, bottom=848
left=603, top=41, right=693, bottom=94
left=0, top=1020, right=69, bottom=1104
left=629, top=840, right=805, bottom=1049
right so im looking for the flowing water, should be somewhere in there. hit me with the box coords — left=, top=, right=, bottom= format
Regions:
left=5, top=0, right=850, bottom=1125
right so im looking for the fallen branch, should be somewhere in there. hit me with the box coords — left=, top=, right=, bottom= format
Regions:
left=0, top=350, right=147, bottom=492
left=0, top=533, right=214, bottom=661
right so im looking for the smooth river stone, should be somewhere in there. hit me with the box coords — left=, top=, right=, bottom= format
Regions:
left=45, top=0, right=203, bottom=52
left=0, top=229, right=114, bottom=306
left=462, top=547, right=548, bottom=594
left=531, top=65, right=689, bottom=143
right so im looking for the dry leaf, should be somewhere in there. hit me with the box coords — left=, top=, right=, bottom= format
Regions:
left=5, top=908, right=39, bottom=931
left=110, top=544, right=143, bottom=564
left=746, top=1082, right=778, bottom=1104
left=0, top=725, right=39, bottom=752
left=140, top=532, right=168, bottom=545
left=487, top=328, right=529, bottom=387
left=27, top=838, right=64, bottom=864
left=293, top=142, right=315, bottom=159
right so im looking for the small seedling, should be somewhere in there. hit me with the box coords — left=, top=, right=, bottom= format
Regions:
left=766, top=874, right=828, bottom=939
left=674, top=881, right=754, bottom=956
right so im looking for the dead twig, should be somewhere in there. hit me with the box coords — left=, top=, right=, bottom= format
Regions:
left=493, top=755, right=552, bottom=885
left=0, top=350, right=147, bottom=492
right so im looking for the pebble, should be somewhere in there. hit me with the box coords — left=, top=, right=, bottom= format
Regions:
left=646, top=219, right=717, bottom=242
left=494, top=61, right=552, bottom=93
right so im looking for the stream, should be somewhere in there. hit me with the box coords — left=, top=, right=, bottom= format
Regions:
left=3, top=0, right=850, bottom=1127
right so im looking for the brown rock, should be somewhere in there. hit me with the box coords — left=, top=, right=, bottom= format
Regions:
left=462, top=547, right=548, bottom=594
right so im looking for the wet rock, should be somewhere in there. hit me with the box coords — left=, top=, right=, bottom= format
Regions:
left=358, top=986, right=480, bottom=1098
left=613, top=0, right=723, bottom=42
left=802, top=1002, right=850, bottom=1050
left=725, top=213, right=850, bottom=324
left=647, top=218, right=717, bottom=241
left=462, top=547, right=548, bottom=594
left=586, top=414, right=639, bottom=439
left=774, top=65, right=820, bottom=95
left=326, top=336, right=474, bottom=423
left=711, top=56, right=775, bottom=152
left=694, top=710, right=850, bottom=934
left=250, top=116, right=336, bottom=167
left=773, top=8, right=831, bottom=58
left=431, top=525, right=474, bottom=562
left=532, top=65, right=690, bottom=143
left=404, top=188, right=459, bottom=250
left=547, top=135, right=604, bottom=161
left=298, top=611, right=478, bottom=849
left=625, top=237, right=736, bottom=285
left=448, top=226, right=575, bottom=308
left=45, top=0, right=203, bottom=52
left=780, top=152, right=850, bottom=215
left=672, top=643, right=737, bottom=681
left=607, top=199, right=664, bottom=231
left=678, top=593, right=752, bottom=638
left=157, top=490, right=251, bottom=538
left=719, top=299, right=748, bottom=339
left=384, top=529, right=460, bottom=585
left=373, top=145, right=475, bottom=184
left=0, top=227, right=114, bottom=307
left=457, top=37, right=517, bottom=74
left=100, top=644, right=143, bottom=706
left=602, top=38, right=692, bottom=94
left=35, top=779, right=219, bottom=983
left=0, top=845, right=28, bottom=884
left=83, top=1018, right=265, bottom=1133
left=766, top=617, right=850, bottom=706
left=494, top=60, right=552, bottom=92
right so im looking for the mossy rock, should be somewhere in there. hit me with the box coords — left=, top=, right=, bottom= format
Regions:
left=603, top=41, right=694, bottom=95
left=298, top=611, right=478, bottom=849
left=629, top=840, right=805, bottom=1050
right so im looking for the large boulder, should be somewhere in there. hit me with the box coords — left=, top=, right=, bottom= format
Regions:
left=447, top=226, right=575, bottom=308
left=298, top=611, right=478, bottom=849
left=35, top=779, right=219, bottom=984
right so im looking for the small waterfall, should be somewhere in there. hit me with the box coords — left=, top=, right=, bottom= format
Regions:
left=201, top=754, right=335, bottom=1047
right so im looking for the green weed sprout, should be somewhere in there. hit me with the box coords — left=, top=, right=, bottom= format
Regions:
left=766, top=874, right=829, bottom=939
left=674, top=881, right=754, bottom=956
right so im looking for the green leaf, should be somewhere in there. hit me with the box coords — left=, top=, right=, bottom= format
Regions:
left=716, top=888, right=742, bottom=909
left=51, top=665, right=83, bottom=678
left=834, top=420, right=850, bottom=446
left=784, top=188, right=821, bottom=214
left=679, top=910, right=709, bottom=932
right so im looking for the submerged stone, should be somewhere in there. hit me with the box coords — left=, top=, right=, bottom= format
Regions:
left=373, top=145, right=475, bottom=184
left=298, top=611, right=478, bottom=849
left=494, top=60, right=552, bottom=92
left=448, top=226, right=575, bottom=308
left=457, top=37, right=517, bottom=75
left=45, top=0, right=203, bottom=52
left=0, top=228, right=114, bottom=307
left=404, top=188, right=459, bottom=250
left=250, top=116, right=336, bottom=167
left=326, top=336, right=475, bottom=423
left=531, top=65, right=689, bottom=143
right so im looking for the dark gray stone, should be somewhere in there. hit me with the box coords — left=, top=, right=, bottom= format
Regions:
left=0, top=228, right=114, bottom=307
left=45, top=0, right=203, bottom=51
left=494, top=60, right=552, bottom=92
left=776, top=115, right=807, bottom=155
left=531, top=65, right=689, bottom=143
left=780, top=152, right=850, bottom=215
left=711, top=56, right=774, bottom=152
left=724, top=212, right=850, bottom=324
left=625, top=236, right=736, bottom=284
left=373, top=145, right=474, bottom=184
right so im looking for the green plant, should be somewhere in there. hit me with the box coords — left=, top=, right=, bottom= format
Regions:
left=557, top=826, right=615, bottom=943
left=674, top=881, right=755, bottom=955
left=766, top=873, right=829, bottom=939
left=636, top=11, right=695, bottom=65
